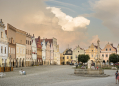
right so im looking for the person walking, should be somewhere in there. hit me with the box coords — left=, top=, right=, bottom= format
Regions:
left=115, top=70, right=118, bottom=84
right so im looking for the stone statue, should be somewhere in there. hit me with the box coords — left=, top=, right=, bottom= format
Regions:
left=88, top=60, right=91, bottom=69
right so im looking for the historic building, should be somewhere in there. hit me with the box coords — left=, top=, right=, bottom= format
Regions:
left=6, top=24, right=16, bottom=67
left=31, top=34, right=37, bottom=64
left=60, top=48, right=73, bottom=65
left=85, top=43, right=100, bottom=62
left=101, top=43, right=117, bottom=64
left=50, top=43, right=54, bottom=64
left=53, top=38, right=60, bottom=65
left=26, top=33, right=32, bottom=66
left=41, top=39, right=46, bottom=65
left=72, top=45, right=85, bottom=64
left=117, top=44, right=119, bottom=54
left=15, top=27, right=26, bottom=67
left=35, top=36, right=42, bottom=65
left=0, top=19, right=8, bottom=66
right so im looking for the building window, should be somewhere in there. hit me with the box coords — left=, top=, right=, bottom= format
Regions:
left=9, top=47, right=10, bottom=53
left=17, top=47, right=19, bottom=53
left=1, top=46, right=3, bottom=53
left=9, top=38, right=10, bottom=42
left=76, top=55, right=77, bottom=58
left=28, top=50, right=29, bottom=55
left=92, top=55, right=93, bottom=57
left=28, top=40, right=29, bottom=45
left=78, top=51, right=79, bottom=52
left=5, top=47, right=6, bottom=54
left=20, top=48, right=22, bottom=54
left=30, top=41, right=31, bottom=45
left=63, top=57, right=64, bottom=59
left=110, top=48, right=111, bottom=51
left=106, top=49, right=108, bottom=51
left=92, top=50, right=93, bottom=52
left=13, top=40, right=14, bottom=43
left=106, top=54, right=108, bottom=57
left=67, top=56, right=69, bottom=59
left=102, top=54, right=104, bottom=57
left=21, top=40, right=22, bottom=43
left=71, top=56, right=72, bottom=59
left=1, top=32, right=3, bottom=38
left=26, top=40, right=27, bottom=44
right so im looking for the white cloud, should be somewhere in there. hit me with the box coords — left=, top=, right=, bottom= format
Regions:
left=47, top=7, right=90, bottom=31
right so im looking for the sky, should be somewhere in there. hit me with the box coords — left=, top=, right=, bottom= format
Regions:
left=0, top=0, right=119, bottom=53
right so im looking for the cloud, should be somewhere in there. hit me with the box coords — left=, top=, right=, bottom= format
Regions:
left=0, top=0, right=89, bottom=53
left=47, top=7, right=90, bottom=31
left=91, top=0, right=119, bottom=36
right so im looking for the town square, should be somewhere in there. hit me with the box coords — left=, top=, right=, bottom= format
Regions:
left=0, top=0, right=119, bottom=86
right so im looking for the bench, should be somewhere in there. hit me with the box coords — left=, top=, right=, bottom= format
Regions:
left=0, top=72, right=6, bottom=78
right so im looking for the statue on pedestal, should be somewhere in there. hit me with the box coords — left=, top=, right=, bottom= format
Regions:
left=95, top=39, right=103, bottom=68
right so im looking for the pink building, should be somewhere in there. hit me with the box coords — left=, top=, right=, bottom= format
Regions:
left=101, top=43, right=117, bottom=63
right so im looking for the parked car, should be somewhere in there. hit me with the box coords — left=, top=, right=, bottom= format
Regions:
left=115, top=63, right=119, bottom=65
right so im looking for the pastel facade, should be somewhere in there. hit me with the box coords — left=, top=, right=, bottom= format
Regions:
left=61, top=49, right=73, bottom=65
left=73, top=45, right=85, bottom=63
left=53, top=38, right=60, bottom=65
left=15, top=28, right=26, bottom=67
left=6, top=24, right=16, bottom=67
left=0, top=19, right=8, bottom=66
left=41, top=39, right=46, bottom=63
left=50, top=43, right=54, bottom=64
left=31, top=34, right=37, bottom=61
left=117, top=44, right=119, bottom=54
left=26, top=33, right=32, bottom=66
left=85, top=43, right=99, bottom=62
left=101, top=43, right=117, bottom=63
left=36, top=36, right=42, bottom=64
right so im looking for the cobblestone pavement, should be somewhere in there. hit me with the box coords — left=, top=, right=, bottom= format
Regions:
left=0, top=65, right=117, bottom=86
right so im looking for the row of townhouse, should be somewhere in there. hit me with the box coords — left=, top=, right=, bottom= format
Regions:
left=0, top=19, right=60, bottom=67
left=60, top=43, right=118, bottom=65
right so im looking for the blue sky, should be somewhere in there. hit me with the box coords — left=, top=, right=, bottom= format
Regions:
left=0, top=0, right=119, bottom=52
left=45, top=0, right=116, bottom=43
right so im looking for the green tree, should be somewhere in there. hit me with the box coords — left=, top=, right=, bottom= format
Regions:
left=78, top=54, right=90, bottom=65
left=109, top=53, right=119, bottom=66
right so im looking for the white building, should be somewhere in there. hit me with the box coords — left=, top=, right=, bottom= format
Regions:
left=41, top=39, right=46, bottom=63
left=31, top=34, right=37, bottom=61
left=0, top=19, right=8, bottom=66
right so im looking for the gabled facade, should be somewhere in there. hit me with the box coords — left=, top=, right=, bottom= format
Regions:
left=0, top=19, right=8, bottom=66
left=85, top=43, right=99, bottom=62
left=60, top=48, right=73, bottom=65
left=35, top=36, right=42, bottom=64
left=45, top=41, right=51, bottom=65
left=31, top=34, right=37, bottom=61
left=101, top=43, right=117, bottom=63
left=73, top=45, right=85, bottom=63
left=41, top=39, right=46, bottom=63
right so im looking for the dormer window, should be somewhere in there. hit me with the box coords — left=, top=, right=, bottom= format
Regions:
left=106, top=49, right=108, bottom=51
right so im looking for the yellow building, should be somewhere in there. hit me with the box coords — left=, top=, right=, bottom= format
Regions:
left=85, top=43, right=100, bottom=62
left=60, top=48, right=73, bottom=65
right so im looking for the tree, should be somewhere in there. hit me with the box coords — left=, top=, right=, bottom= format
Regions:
left=78, top=54, right=90, bottom=65
left=109, top=53, right=119, bottom=66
